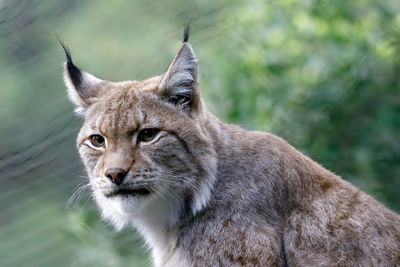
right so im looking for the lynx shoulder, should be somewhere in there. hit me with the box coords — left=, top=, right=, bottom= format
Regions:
left=61, top=26, right=400, bottom=266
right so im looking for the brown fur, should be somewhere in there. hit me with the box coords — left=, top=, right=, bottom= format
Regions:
left=63, top=31, right=400, bottom=267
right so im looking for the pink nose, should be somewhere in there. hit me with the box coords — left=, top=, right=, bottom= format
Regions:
left=105, top=168, right=128, bottom=185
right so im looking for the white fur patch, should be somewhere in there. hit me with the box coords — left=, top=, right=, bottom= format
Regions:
left=62, top=62, right=104, bottom=116
left=158, top=43, right=197, bottom=106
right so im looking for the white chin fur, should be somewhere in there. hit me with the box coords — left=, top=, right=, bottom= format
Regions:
left=94, top=192, right=140, bottom=230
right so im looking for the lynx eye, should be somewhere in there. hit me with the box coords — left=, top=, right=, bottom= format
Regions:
left=89, top=134, right=105, bottom=148
left=137, top=128, right=160, bottom=143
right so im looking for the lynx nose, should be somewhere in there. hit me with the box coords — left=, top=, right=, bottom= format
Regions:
left=105, top=168, right=128, bottom=185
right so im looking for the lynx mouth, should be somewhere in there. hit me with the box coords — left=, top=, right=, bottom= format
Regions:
left=105, top=188, right=152, bottom=198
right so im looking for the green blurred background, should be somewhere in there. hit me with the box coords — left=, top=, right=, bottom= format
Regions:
left=0, top=0, right=399, bottom=266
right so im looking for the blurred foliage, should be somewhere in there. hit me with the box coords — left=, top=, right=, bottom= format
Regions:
left=0, top=0, right=399, bottom=266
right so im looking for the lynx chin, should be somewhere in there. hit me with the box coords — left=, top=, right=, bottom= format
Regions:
left=61, top=25, right=400, bottom=266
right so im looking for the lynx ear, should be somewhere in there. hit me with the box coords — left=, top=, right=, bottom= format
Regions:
left=158, top=28, right=198, bottom=111
left=59, top=41, right=106, bottom=115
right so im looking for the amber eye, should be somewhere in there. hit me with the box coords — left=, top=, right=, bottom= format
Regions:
left=89, top=134, right=105, bottom=148
left=137, top=128, right=160, bottom=142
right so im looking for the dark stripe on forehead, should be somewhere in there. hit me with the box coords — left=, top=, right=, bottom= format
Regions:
left=96, top=90, right=141, bottom=136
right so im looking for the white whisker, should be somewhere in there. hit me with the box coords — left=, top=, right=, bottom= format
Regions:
left=66, top=183, right=91, bottom=208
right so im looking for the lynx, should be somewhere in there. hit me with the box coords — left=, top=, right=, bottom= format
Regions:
left=61, top=26, right=400, bottom=266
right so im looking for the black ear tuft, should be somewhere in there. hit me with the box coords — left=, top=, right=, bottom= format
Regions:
left=56, top=36, right=82, bottom=89
left=183, top=22, right=191, bottom=43
left=56, top=35, right=72, bottom=62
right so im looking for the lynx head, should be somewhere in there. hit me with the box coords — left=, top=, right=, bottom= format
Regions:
left=61, top=26, right=217, bottom=229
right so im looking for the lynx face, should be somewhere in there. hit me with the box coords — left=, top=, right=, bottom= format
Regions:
left=61, top=33, right=217, bottom=228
